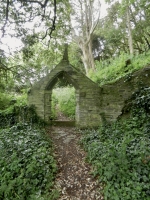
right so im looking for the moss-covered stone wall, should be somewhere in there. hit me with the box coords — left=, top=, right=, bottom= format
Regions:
left=28, top=48, right=150, bottom=129
left=28, top=59, right=101, bottom=128
left=100, top=65, right=150, bottom=122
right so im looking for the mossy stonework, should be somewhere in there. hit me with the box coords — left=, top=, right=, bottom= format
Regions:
left=28, top=55, right=101, bottom=128
left=100, top=65, right=150, bottom=122
left=28, top=49, right=150, bottom=128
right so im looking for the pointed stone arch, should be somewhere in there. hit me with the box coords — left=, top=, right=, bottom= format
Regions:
left=28, top=58, right=101, bottom=128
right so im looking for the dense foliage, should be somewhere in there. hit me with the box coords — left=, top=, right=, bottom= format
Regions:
left=0, top=89, right=58, bottom=199
left=1, top=0, right=149, bottom=78
left=0, top=1, right=150, bottom=199
left=80, top=87, right=150, bottom=200
left=0, top=124, right=58, bottom=200
left=0, top=91, right=45, bottom=128
left=95, top=0, right=150, bottom=58
left=90, top=50, right=150, bottom=86
left=52, top=87, right=75, bottom=119
left=0, top=0, right=71, bottom=42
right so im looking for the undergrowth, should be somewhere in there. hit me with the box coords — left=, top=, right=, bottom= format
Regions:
left=0, top=91, right=59, bottom=199
left=0, top=90, right=45, bottom=127
left=52, top=87, right=75, bottom=119
left=80, top=87, right=150, bottom=200
left=90, top=51, right=150, bottom=86
left=0, top=123, right=59, bottom=200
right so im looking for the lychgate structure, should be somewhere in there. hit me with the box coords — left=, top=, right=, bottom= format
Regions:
left=28, top=50, right=101, bottom=128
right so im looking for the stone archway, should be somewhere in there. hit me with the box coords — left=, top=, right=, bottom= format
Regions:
left=28, top=50, right=101, bottom=128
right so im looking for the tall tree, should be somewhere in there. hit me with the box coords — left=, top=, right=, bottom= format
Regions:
left=95, top=0, right=150, bottom=58
left=126, top=5, right=134, bottom=54
left=70, top=0, right=101, bottom=75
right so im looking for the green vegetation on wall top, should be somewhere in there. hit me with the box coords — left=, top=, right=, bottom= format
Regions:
left=90, top=51, right=150, bottom=86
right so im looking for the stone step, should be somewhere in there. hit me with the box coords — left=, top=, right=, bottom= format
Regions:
left=49, top=120, right=75, bottom=127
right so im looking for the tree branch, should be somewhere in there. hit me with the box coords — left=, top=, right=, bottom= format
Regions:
left=84, top=0, right=101, bottom=46
left=41, top=0, right=57, bottom=40
left=24, top=0, right=49, bottom=8
left=1, top=0, right=10, bottom=37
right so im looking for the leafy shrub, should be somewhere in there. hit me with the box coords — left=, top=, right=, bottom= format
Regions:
left=0, top=92, right=13, bottom=110
left=0, top=89, right=45, bottom=127
left=130, top=87, right=150, bottom=114
left=0, top=123, right=58, bottom=200
left=0, top=89, right=27, bottom=111
left=52, top=87, right=75, bottom=119
left=80, top=87, right=150, bottom=200
left=90, top=50, right=150, bottom=86
left=0, top=104, right=45, bottom=128
left=0, top=91, right=27, bottom=127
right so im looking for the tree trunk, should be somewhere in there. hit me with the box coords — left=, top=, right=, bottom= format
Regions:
left=88, top=39, right=95, bottom=71
left=79, top=40, right=95, bottom=74
left=126, top=7, right=134, bottom=54
left=71, top=0, right=100, bottom=75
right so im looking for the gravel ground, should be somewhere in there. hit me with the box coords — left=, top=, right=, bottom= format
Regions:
left=47, top=126, right=104, bottom=200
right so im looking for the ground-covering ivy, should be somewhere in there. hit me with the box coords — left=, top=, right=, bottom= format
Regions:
left=0, top=123, right=58, bottom=200
left=80, top=87, right=150, bottom=200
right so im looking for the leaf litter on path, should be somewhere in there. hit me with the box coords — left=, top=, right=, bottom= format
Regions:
left=47, top=126, right=103, bottom=200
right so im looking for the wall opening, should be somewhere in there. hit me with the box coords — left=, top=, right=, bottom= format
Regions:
left=52, top=87, right=75, bottom=120
left=28, top=60, right=102, bottom=128
left=48, top=71, right=77, bottom=126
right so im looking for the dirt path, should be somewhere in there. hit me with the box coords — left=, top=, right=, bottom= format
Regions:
left=47, top=126, right=103, bottom=200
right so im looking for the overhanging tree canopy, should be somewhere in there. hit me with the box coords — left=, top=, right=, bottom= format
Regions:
left=0, top=0, right=56, bottom=40
left=0, top=0, right=71, bottom=88
left=0, top=0, right=72, bottom=46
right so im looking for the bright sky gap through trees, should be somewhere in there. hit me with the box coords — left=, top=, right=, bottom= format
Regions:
left=0, top=1, right=108, bottom=54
